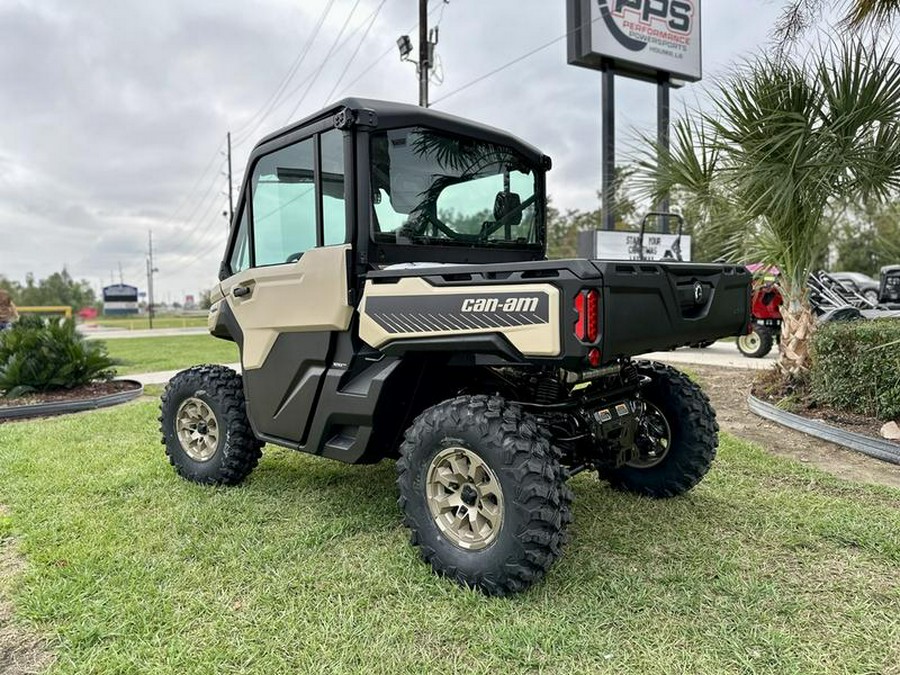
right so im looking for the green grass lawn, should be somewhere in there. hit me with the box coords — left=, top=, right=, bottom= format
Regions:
left=104, top=335, right=239, bottom=375
left=1, top=401, right=898, bottom=674
left=83, top=316, right=208, bottom=330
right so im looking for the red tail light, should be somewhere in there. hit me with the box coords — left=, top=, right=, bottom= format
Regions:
left=574, top=289, right=600, bottom=342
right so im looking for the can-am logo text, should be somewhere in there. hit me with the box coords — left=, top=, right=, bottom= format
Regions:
left=461, top=297, right=540, bottom=313
left=599, top=0, right=694, bottom=52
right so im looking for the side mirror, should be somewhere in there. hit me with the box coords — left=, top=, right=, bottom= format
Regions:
left=493, top=191, right=522, bottom=225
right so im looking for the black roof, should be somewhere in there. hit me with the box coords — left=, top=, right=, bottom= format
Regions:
left=255, top=97, right=549, bottom=167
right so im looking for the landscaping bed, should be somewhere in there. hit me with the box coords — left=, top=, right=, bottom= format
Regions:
left=751, top=368, right=897, bottom=447
left=689, top=364, right=900, bottom=490
left=0, top=380, right=138, bottom=410
left=0, top=380, right=143, bottom=422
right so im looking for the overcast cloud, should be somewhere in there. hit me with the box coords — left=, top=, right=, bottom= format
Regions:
left=0, top=0, right=786, bottom=302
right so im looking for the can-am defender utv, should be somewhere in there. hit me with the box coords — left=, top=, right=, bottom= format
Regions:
left=160, top=99, right=751, bottom=596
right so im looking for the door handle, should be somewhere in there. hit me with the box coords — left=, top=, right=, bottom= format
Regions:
left=233, top=286, right=251, bottom=298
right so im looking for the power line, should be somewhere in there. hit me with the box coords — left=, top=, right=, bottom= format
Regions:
left=184, top=201, right=230, bottom=248
left=230, top=0, right=337, bottom=144
left=231, top=2, right=387, bottom=151
left=176, top=159, right=228, bottom=238
left=333, top=41, right=397, bottom=98
left=283, top=0, right=364, bottom=126
left=323, top=0, right=388, bottom=105
left=430, top=14, right=601, bottom=107
left=155, top=140, right=225, bottom=229
left=177, top=230, right=231, bottom=272
left=334, top=0, right=443, bottom=100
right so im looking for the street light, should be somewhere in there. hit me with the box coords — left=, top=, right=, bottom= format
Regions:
left=397, top=35, right=413, bottom=61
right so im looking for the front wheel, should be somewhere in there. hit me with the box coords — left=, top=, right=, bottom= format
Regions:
left=159, top=365, right=262, bottom=485
left=605, top=362, right=719, bottom=498
left=396, top=395, right=572, bottom=596
left=736, top=325, right=774, bottom=358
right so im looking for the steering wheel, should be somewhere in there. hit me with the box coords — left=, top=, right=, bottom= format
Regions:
left=286, top=251, right=303, bottom=263
left=479, top=194, right=537, bottom=241
left=409, top=211, right=458, bottom=239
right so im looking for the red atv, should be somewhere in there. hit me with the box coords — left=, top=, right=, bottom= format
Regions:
left=737, top=275, right=782, bottom=358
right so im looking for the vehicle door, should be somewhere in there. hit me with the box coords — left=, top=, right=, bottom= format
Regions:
left=219, top=129, right=353, bottom=444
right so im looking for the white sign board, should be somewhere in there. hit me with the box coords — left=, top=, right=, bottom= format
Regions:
left=567, top=0, right=702, bottom=82
left=592, top=230, right=692, bottom=261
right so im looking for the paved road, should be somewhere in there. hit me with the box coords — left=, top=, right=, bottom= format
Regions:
left=126, top=342, right=774, bottom=387
left=645, top=341, right=777, bottom=371
left=126, top=364, right=242, bottom=386
left=82, top=326, right=208, bottom=339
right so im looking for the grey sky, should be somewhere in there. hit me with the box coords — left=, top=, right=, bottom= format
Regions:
left=0, top=0, right=785, bottom=302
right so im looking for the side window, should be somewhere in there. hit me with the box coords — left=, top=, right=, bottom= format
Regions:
left=252, top=138, right=316, bottom=266
left=229, top=207, right=250, bottom=274
left=320, top=130, right=346, bottom=245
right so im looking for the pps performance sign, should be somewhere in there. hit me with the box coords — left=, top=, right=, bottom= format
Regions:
left=567, top=0, right=701, bottom=82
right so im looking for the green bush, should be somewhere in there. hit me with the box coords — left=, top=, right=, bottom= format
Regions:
left=0, top=315, right=118, bottom=398
left=810, top=319, right=900, bottom=420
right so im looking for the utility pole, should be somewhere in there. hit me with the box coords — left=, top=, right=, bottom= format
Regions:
left=118, top=262, right=124, bottom=285
left=418, top=0, right=430, bottom=107
left=601, top=63, right=615, bottom=231
left=398, top=1, right=440, bottom=107
left=146, top=230, right=158, bottom=330
left=657, top=74, right=671, bottom=234
left=226, top=131, right=234, bottom=226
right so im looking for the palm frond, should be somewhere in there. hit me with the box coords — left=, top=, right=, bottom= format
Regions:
left=631, top=38, right=900, bottom=300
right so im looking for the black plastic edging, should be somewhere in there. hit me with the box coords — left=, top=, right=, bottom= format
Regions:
left=748, top=394, right=900, bottom=466
left=0, top=381, right=144, bottom=421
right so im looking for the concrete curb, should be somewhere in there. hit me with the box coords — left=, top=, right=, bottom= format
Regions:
left=0, top=381, right=144, bottom=420
left=748, top=394, right=900, bottom=466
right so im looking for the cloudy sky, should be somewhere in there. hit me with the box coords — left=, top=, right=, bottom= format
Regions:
left=0, top=0, right=789, bottom=302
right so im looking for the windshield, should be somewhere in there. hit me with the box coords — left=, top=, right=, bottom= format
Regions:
left=370, top=127, right=542, bottom=248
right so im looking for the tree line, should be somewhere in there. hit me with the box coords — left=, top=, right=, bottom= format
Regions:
left=0, top=270, right=97, bottom=311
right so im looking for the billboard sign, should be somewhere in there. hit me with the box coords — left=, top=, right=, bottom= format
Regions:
left=587, top=230, right=692, bottom=261
left=567, top=0, right=702, bottom=82
left=102, top=284, right=139, bottom=316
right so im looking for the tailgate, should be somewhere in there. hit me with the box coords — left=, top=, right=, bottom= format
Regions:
left=594, top=261, right=751, bottom=358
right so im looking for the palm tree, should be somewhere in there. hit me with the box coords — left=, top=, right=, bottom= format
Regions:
left=776, top=0, right=900, bottom=45
left=634, top=40, right=900, bottom=377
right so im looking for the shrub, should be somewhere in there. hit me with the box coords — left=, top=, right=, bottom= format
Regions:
left=0, top=315, right=118, bottom=398
left=810, top=319, right=900, bottom=420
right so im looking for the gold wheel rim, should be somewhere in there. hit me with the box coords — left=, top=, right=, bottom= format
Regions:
left=425, top=446, right=504, bottom=551
left=175, top=397, right=220, bottom=462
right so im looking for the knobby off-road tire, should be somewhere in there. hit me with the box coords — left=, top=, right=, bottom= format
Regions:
left=397, top=395, right=573, bottom=596
left=159, top=364, right=262, bottom=485
left=736, top=325, right=774, bottom=358
left=606, top=362, right=719, bottom=498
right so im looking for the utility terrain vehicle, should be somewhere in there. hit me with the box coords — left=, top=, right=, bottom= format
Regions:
left=160, top=99, right=751, bottom=596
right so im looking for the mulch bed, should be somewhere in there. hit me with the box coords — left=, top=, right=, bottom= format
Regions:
left=0, top=381, right=142, bottom=424
left=751, top=369, right=898, bottom=445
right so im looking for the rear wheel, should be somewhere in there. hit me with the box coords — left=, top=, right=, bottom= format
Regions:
left=397, top=395, right=572, bottom=596
left=605, top=362, right=718, bottom=498
left=736, top=325, right=774, bottom=358
left=159, top=365, right=262, bottom=485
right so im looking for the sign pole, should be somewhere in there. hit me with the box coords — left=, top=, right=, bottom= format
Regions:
left=601, top=62, right=615, bottom=231
left=657, top=73, right=670, bottom=234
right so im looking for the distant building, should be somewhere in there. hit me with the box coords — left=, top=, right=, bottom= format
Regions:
left=102, top=284, right=139, bottom=315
